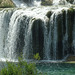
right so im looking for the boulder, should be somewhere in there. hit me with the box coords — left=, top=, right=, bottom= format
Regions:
left=46, top=11, right=52, bottom=19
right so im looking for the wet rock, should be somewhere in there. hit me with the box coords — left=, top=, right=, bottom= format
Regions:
left=66, top=0, right=74, bottom=4
left=46, top=11, right=52, bottom=19
left=41, top=0, right=53, bottom=5
left=23, top=0, right=33, bottom=3
left=32, top=19, right=44, bottom=59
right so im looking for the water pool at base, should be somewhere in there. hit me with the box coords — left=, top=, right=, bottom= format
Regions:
left=0, top=62, right=75, bottom=75
left=36, top=63, right=75, bottom=75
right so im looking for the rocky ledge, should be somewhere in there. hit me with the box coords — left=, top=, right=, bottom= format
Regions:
left=41, top=0, right=74, bottom=6
left=41, top=0, right=53, bottom=5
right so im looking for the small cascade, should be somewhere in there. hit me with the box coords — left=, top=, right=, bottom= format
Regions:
left=53, top=0, right=67, bottom=5
left=12, top=0, right=75, bottom=8
left=52, top=13, right=58, bottom=60
left=62, top=9, right=68, bottom=58
left=12, top=0, right=28, bottom=7
left=12, top=0, right=41, bottom=7
left=0, top=9, right=13, bottom=60
left=34, top=0, right=41, bottom=6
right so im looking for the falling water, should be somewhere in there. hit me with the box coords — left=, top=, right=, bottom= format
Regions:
left=0, top=9, right=13, bottom=61
left=0, top=0, right=75, bottom=61
left=12, top=0, right=41, bottom=7
left=73, top=11, right=75, bottom=54
left=53, top=0, right=67, bottom=5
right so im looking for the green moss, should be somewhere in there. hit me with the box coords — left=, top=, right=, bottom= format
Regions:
left=67, top=8, right=74, bottom=48
left=66, top=0, right=74, bottom=4
left=68, top=8, right=74, bottom=13
left=62, top=9, right=65, bottom=13
left=41, top=0, right=53, bottom=5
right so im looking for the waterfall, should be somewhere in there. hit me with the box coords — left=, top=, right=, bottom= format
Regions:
left=12, top=0, right=75, bottom=8
left=0, top=0, right=75, bottom=62
left=4, top=9, right=36, bottom=60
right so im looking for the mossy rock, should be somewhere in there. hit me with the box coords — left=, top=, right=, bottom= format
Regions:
left=0, top=0, right=15, bottom=8
left=68, top=8, right=74, bottom=12
left=46, top=11, right=52, bottom=19
left=66, top=55, right=75, bottom=61
left=66, top=0, right=74, bottom=4
left=67, top=8, right=75, bottom=54
left=41, top=0, right=53, bottom=5
left=32, top=19, right=44, bottom=59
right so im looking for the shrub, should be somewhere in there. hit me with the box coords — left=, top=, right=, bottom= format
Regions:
left=0, top=57, right=38, bottom=75
left=34, top=53, right=40, bottom=60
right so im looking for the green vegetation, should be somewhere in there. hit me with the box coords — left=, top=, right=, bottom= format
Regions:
left=34, top=53, right=40, bottom=60
left=0, top=53, right=42, bottom=75
left=0, top=57, right=38, bottom=75
left=0, top=0, right=15, bottom=8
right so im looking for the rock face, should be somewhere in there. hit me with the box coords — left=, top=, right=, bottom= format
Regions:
left=66, top=0, right=74, bottom=4
left=41, top=0, right=74, bottom=5
left=23, top=0, right=33, bottom=3
left=66, top=55, right=75, bottom=61
left=41, top=0, right=53, bottom=5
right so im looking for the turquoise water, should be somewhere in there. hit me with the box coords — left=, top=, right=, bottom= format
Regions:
left=0, top=62, right=75, bottom=75
left=36, top=63, right=75, bottom=75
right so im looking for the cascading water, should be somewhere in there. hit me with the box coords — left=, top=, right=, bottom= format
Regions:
left=0, top=0, right=75, bottom=61
left=12, top=0, right=41, bottom=7
left=53, top=0, right=67, bottom=5
left=0, top=9, right=14, bottom=61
